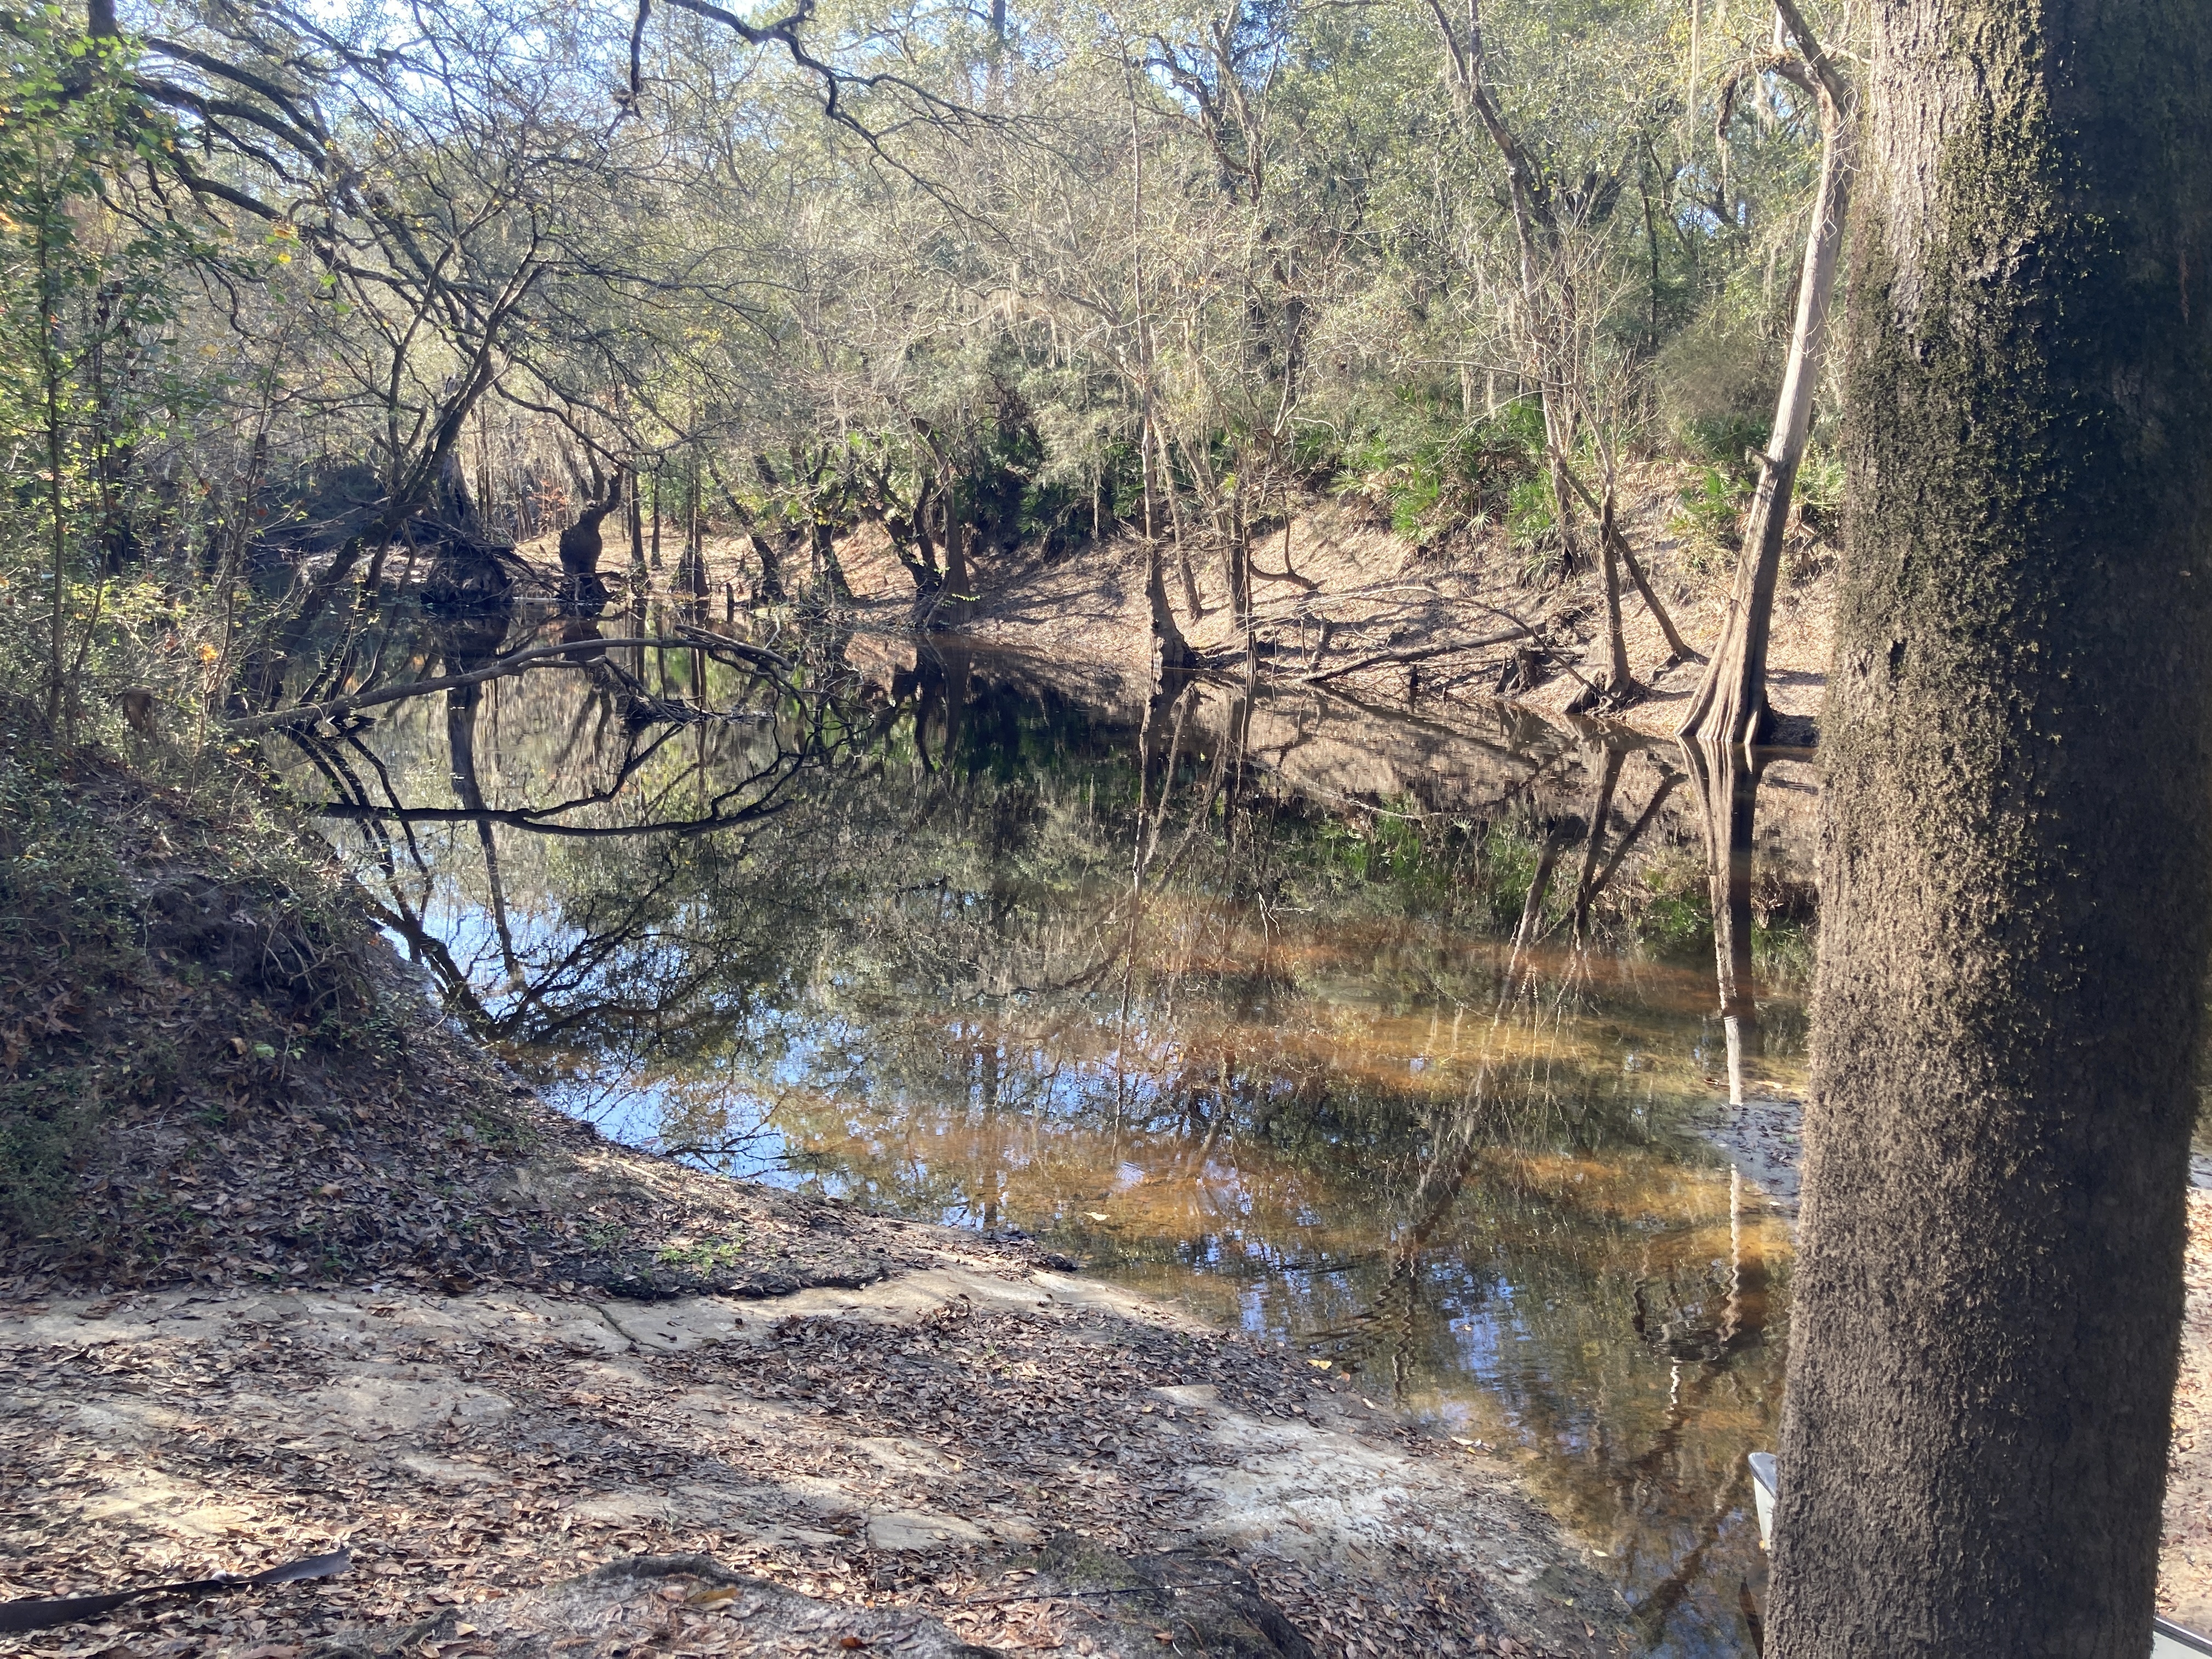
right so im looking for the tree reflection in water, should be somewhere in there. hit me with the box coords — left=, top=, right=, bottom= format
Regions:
left=283, top=607, right=1812, bottom=1658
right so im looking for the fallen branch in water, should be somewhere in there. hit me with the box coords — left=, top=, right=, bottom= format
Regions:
left=1290, top=625, right=1536, bottom=686
left=225, top=634, right=791, bottom=734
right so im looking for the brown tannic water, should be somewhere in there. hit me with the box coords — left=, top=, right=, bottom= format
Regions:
left=282, top=603, right=1817, bottom=1657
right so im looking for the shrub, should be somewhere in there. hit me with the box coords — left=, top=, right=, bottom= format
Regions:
left=1329, top=392, right=1541, bottom=549
left=1655, top=298, right=1784, bottom=454
left=1508, top=475, right=1564, bottom=583
left=1670, top=464, right=1752, bottom=573
left=1633, top=849, right=1714, bottom=961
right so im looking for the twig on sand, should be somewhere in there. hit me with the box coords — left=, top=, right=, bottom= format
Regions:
left=1290, top=625, right=1537, bottom=686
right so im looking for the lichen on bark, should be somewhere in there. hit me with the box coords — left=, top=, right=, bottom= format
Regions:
left=1773, top=0, right=2212, bottom=1652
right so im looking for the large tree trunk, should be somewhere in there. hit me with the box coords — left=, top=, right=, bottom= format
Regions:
left=1677, top=1, right=1853, bottom=748
left=928, top=476, right=971, bottom=630
left=1770, top=0, right=2212, bottom=1651
left=557, top=465, right=625, bottom=611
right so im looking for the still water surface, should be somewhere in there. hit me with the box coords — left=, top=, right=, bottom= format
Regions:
left=285, top=610, right=1813, bottom=1656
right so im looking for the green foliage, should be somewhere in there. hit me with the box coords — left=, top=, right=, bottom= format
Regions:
left=1475, top=822, right=1545, bottom=934
left=1753, top=917, right=1815, bottom=986
left=1670, top=465, right=1751, bottom=573
left=1332, top=393, right=1543, bottom=548
left=1508, top=474, right=1565, bottom=582
left=1633, top=850, right=1714, bottom=961
left=1792, top=445, right=1846, bottom=539
left=658, top=1235, right=746, bottom=1270
left=1679, top=415, right=1771, bottom=477
left=1654, top=301, right=1783, bottom=453
left=1274, top=804, right=1563, bottom=937
left=0, top=11, right=232, bottom=747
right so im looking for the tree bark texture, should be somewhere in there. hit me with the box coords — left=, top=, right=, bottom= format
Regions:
left=1772, top=1, right=2212, bottom=1652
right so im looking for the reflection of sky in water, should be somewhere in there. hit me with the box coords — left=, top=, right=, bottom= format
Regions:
left=510, top=955, right=1791, bottom=1659
left=311, top=640, right=1808, bottom=1658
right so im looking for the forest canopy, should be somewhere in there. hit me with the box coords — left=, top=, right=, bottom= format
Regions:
left=0, top=0, right=1839, bottom=736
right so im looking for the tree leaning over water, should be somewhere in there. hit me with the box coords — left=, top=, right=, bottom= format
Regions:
left=1771, top=0, right=2212, bottom=1652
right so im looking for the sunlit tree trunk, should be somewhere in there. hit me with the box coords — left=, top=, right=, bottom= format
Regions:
left=1770, top=0, right=2212, bottom=1649
left=1677, top=1, right=1854, bottom=747
left=1596, top=499, right=1632, bottom=695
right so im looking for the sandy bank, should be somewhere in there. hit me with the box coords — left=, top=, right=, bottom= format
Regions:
left=800, top=479, right=1836, bottom=744
left=2, top=1250, right=1622, bottom=1657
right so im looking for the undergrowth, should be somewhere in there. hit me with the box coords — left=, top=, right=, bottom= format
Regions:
left=1329, top=394, right=1544, bottom=552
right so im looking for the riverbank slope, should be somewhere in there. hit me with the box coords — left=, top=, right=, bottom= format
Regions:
left=828, top=469, right=1836, bottom=741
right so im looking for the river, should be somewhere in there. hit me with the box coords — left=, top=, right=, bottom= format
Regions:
left=280, top=600, right=1816, bottom=1656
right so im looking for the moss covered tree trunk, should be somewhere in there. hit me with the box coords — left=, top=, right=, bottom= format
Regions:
left=1771, top=0, right=2212, bottom=1651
